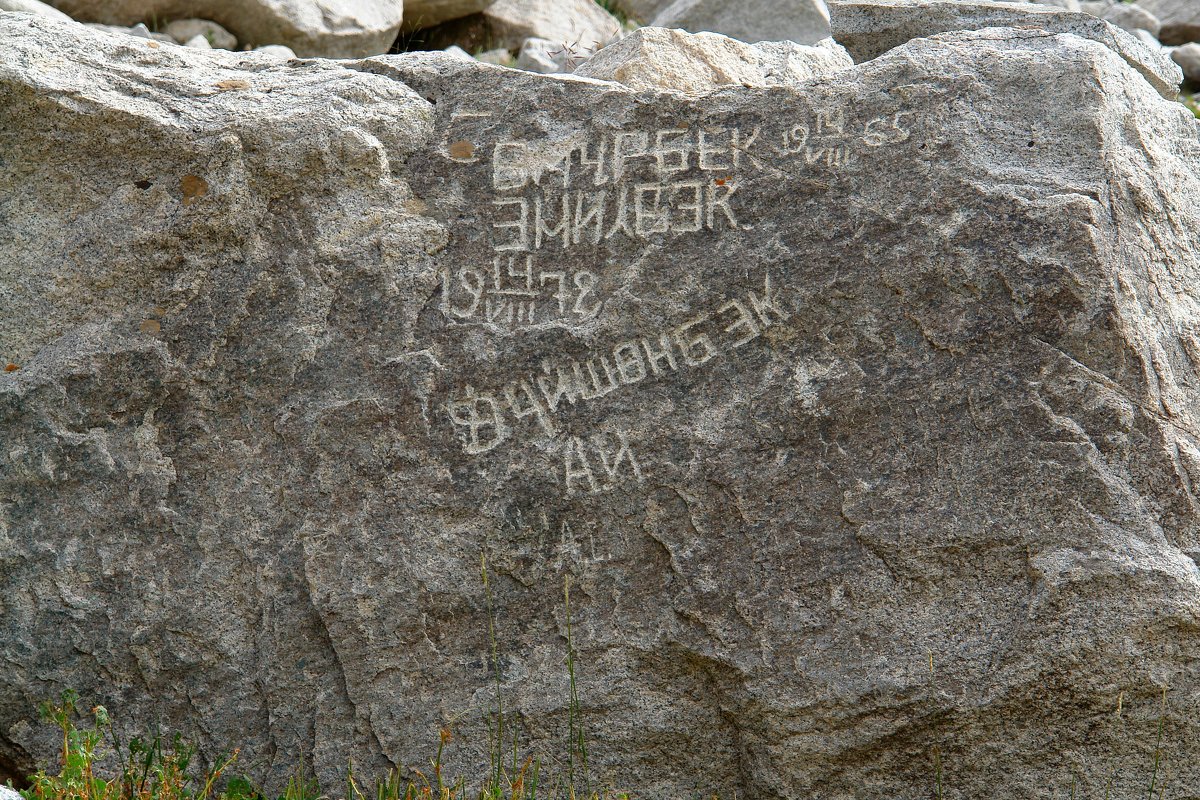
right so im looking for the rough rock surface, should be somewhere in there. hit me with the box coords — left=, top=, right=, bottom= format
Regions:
left=43, top=0, right=403, bottom=57
left=400, top=0, right=495, bottom=33
left=5, top=9, right=1200, bottom=800
left=828, top=0, right=1181, bottom=97
left=1137, top=0, right=1200, bottom=45
left=651, top=0, right=833, bottom=45
left=575, top=27, right=852, bottom=93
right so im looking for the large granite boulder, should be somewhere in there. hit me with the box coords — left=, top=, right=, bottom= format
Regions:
left=41, top=0, right=403, bottom=56
left=4, top=6, right=1200, bottom=800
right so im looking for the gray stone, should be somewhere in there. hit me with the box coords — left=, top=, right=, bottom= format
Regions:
left=1133, top=26, right=1161, bottom=48
left=480, top=0, right=622, bottom=51
left=575, top=27, right=852, bottom=92
left=44, top=0, right=404, bottom=57
left=1136, top=0, right=1200, bottom=44
left=651, top=0, right=833, bottom=45
left=7, top=10, right=1200, bottom=800
left=474, top=46, right=513, bottom=64
left=183, top=33, right=212, bottom=48
left=0, top=786, right=22, bottom=800
left=0, top=0, right=71, bottom=21
left=1027, top=0, right=1080, bottom=11
left=84, top=21, right=138, bottom=36
left=164, top=18, right=238, bottom=50
left=401, top=0, right=496, bottom=32
left=516, top=36, right=570, bottom=73
left=252, top=43, right=298, bottom=57
left=405, top=0, right=621, bottom=54
left=443, top=43, right=474, bottom=59
left=608, top=0, right=673, bottom=23
left=1081, top=0, right=1165, bottom=37
left=1172, top=40, right=1200, bottom=82
left=127, top=22, right=175, bottom=43
left=828, top=0, right=1180, bottom=98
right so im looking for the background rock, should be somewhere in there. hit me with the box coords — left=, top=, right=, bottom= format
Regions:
left=474, top=46, right=512, bottom=63
left=128, top=22, right=175, bottom=42
left=1172, top=40, right=1200, bottom=82
left=575, top=27, right=851, bottom=92
left=480, top=0, right=621, bottom=50
left=405, top=0, right=620, bottom=58
left=1080, top=0, right=1161, bottom=38
left=1027, top=0, right=1080, bottom=10
left=1136, top=0, right=1200, bottom=45
left=5, top=9, right=1200, bottom=800
left=516, top=36, right=571, bottom=73
left=0, top=0, right=71, bottom=21
left=253, top=43, right=298, bottom=57
left=608, top=0, right=673, bottom=24
left=400, top=0, right=495, bottom=33
left=651, top=0, right=832, bottom=44
left=164, top=18, right=237, bottom=50
left=827, top=0, right=1180, bottom=97
left=43, top=0, right=403, bottom=57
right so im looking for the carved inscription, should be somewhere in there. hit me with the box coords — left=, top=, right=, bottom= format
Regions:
left=490, top=126, right=762, bottom=251
left=446, top=273, right=790, bottom=460
left=433, top=104, right=913, bottom=494
left=563, top=430, right=644, bottom=496
left=491, top=182, right=740, bottom=251
left=781, top=109, right=913, bottom=167
left=439, top=255, right=600, bottom=327
left=492, top=127, right=762, bottom=192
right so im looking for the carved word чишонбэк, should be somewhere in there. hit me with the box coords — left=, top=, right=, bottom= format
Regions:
left=446, top=273, right=790, bottom=458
